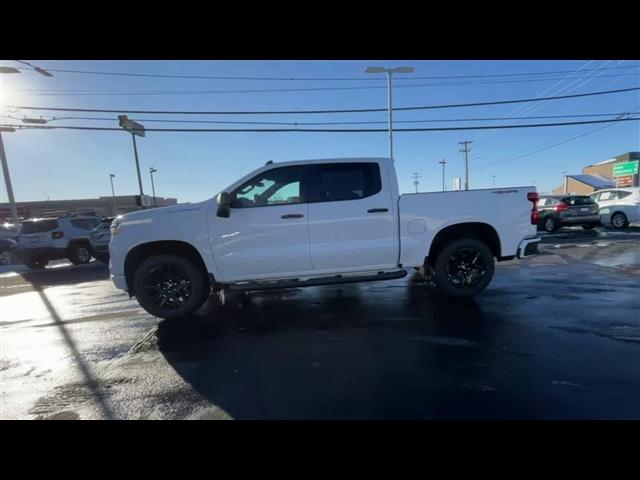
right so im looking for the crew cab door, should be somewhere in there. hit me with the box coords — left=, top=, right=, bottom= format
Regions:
left=306, top=161, right=398, bottom=272
left=210, top=165, right=313, bottom=282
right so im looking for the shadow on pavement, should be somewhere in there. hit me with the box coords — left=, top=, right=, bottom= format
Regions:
left=153, top=280, right=514, bottom=419
left=29, top=283, right=115, bottom=419
left=18, top=262, right=109, bottom=288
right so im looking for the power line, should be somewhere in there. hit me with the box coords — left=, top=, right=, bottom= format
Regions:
left=14, top=73, right=640, bottom=96
left=1, top=117, right=637, bottom=133
left=4, top=112, right=636, bottom=126
left=472, top=111, right=637, bottom=172
left=10, top=64, right=639, bottom=81
left=5, top=86, right=639, bottom=116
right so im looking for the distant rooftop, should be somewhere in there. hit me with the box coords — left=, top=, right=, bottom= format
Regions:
left=586, top=151, right=640, bottom=167
left=568, top=174, right=615, bottom=189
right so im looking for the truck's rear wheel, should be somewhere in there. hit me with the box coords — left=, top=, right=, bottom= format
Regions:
left=133, top=254, right=208, bottom=319
left=432, top=238, right=495, bottom=297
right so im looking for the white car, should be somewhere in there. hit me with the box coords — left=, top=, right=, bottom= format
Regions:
left=109, top=157, right=541, bottom=319
left=590, top=187, right=640, bottom=229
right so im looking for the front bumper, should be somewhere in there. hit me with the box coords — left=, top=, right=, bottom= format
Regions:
left=559, top=214, right=600, bottom=225
left=517, top=237, right=540, bottom=259
left=111, top=273, right=128, bottom=291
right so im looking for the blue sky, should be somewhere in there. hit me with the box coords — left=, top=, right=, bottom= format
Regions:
left=1, top=60, right=639, bottom=203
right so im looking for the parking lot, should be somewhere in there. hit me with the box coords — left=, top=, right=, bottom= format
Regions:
left=1, top=226, right=639, bottom=420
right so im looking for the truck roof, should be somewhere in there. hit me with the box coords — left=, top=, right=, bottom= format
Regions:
left=264, top=157, right=393, bottom=168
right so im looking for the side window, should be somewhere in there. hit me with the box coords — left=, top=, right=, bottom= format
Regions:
left=20, top=220, right=59, bottom=234
left=315, top=163, right=381, bottom=202
left=598, top=191, right=616, bottom=201
left=231, top=166, right=306, bottom=208
left=71, top=219, right=92, bottom=230
left=617, top=190, right=632, bottom=199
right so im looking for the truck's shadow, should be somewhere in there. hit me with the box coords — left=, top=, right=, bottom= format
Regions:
left=154, top=277, right=510, bottom=419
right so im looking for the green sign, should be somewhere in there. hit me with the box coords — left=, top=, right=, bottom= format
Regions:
left=613, top=161, right=639, bottom=177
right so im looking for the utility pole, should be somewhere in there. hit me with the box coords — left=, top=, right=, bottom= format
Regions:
left=438, top=159, right=446, bottom=192
left=411, top=172, right=422, bottom=193
left=0, top=62, right=53, bottom=226
left=109, top=174, right=117, bottom=215
left=0, top=129, right=19, bottom=225
left=459, top=140, right=473, bottom=190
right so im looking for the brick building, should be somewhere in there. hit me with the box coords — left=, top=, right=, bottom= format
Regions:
left=552, top=151, right=639, bottom=195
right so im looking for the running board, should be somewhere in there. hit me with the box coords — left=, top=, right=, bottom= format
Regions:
left=227, top=269, right=408, bottom=292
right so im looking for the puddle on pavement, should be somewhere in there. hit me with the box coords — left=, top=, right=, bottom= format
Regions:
left=591, top=251, right=640, bottom=268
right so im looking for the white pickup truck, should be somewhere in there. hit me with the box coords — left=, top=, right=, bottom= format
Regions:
left=109, top=157, right=540, bottom=318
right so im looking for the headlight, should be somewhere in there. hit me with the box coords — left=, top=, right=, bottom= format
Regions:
left=110, top=217, right=123, bottom=236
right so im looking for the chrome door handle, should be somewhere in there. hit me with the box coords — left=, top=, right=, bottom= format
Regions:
left=281, top=214, right=304, bottom=219
left=367, top=208, right=389, bottom=213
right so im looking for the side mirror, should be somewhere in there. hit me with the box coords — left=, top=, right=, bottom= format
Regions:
left=216, top=192, right=231, bottom=218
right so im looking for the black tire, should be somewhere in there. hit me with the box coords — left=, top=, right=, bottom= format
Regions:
left=0, top=250, right=12, bottom=266
left=543, top=216, right=558, bottom=233
left=22, top=257, right=47, bottom=269
left=582, top=224, right=597, bottom=230
left=610, top=212, right=629, bottom=229
left=133, top=254, right=209, bottom=319
left=94, top=253, right=110, bottom=264
left=432, top=238, right=495, bottom=298
left=68, top=243, right=92, bottom=265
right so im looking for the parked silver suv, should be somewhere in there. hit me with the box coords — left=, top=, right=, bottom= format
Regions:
left=16, top=215, right=102, bottom=269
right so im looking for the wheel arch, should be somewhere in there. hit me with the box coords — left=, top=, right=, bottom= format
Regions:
left=124, top=240, right=209, bottom=296
left=426, top=222, right=501, bottom=267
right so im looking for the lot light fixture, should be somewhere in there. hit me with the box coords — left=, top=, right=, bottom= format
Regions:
left=365, top=66, right=415, bottom=160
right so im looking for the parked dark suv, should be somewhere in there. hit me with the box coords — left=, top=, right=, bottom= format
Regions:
left=537, top=195, right=600, bottom=232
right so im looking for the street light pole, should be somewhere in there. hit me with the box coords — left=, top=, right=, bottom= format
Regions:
left=118, top=116, right=146, bottom=208
left=109, top=174, right=117, bottom=215
left=131, top=133, right=144, bottom=198
left=0, top=129, right=19, bottom=225
left=439, top=159, right=447, bottom=192
left=365, top=66, right=414, bottom=160
left=149, top=168, right=157, bottom=206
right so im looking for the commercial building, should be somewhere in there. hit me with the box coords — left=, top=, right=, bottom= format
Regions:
left=0, top=194, right=178, bottom=222
left=553, top=151, right=639, bottom=195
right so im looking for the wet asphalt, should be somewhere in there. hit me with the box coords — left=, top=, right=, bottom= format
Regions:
left=1, top=226, right=639, bottom=420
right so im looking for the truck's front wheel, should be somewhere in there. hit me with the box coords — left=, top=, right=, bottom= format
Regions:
left=133, top=254, right=209, bottom=319
left=432, top=238, right=495, bottom=297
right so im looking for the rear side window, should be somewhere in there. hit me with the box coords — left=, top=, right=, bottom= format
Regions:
left=20, top=219, right=59, bottom=234
left=563, top=196, right=595, bottom=206
left=71, top=218, right=100, bottom=230
left=314, top=163, right=381, bottom=202
left=617, top=191, right=632, bottom=199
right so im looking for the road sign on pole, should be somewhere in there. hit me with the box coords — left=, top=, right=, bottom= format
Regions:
left=612, top=161, right=638, bottom=177
left=118, top=115, right=145, bottom=137
left=615, top=175, right=633, bottom=187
